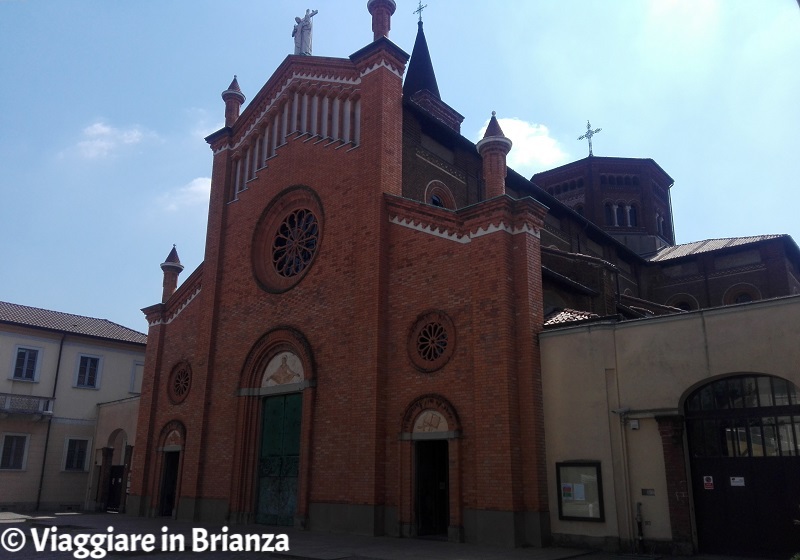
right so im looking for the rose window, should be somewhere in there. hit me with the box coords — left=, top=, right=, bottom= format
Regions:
left=252, top=187, right=324, bottom=294
left=272, top=209, right=319, bottom=278
left=417, top=321, right=448, bottom=362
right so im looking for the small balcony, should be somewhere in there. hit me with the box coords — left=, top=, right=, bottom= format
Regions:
left=0, top=392, right=54, bottom=420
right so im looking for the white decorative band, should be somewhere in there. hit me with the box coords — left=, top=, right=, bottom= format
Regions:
left=389, top=216, right=539, bottom=244
left=149, top=286, right=202, bottom=327
left=360, top=59, right=403, bottom=79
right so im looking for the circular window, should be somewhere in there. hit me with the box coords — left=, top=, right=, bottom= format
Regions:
left=272, top=208, right=319, bottom=277
left=408, top=311, right=456, bottom=373
left=168, top=363, right=192, bottom=404
left=253, top=187, right=324, bottom=293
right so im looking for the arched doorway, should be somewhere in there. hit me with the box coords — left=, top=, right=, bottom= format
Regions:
left=685, top=374, right=800, bottom=556
left=103, top=429, right=131, bottom=512
left=155, top=421, right=185, bottom=518
left=232, top=327, right=315, bottom=527
left=400, top=395, right=462, bottom=541
left=256, top=352, right=305, bottom=526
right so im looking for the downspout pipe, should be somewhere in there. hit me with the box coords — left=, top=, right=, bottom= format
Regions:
left=35, top=333, right=65, bottom=510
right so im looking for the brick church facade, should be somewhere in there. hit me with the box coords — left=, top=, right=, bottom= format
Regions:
left=129, top=2, right=800, bottom=553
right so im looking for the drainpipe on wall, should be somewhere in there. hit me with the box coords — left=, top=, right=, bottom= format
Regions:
left=35, top=333, right=65, bottom=511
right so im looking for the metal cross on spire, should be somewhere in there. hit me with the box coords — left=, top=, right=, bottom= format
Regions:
left=578, top=120, right=602, bottom=157
left=414, top=0, right=427, bottom=22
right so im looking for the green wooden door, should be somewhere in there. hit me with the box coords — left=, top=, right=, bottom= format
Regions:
left=256, top=393, right=302, bottom=525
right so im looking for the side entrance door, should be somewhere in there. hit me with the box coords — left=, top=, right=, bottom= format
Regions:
left=257, top=393, right=302, bottom=525
left=106, top=465, right=125, bottom=511
left=686, top=375, right=800, bottom=556
left=416, top=439, right=449, bottom=537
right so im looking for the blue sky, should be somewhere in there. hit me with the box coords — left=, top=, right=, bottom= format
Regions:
left=1, top=1, right=798, bottom=333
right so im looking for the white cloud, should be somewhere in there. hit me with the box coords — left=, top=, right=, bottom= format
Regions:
left=476, top=118, right=570, bottom=178
left=158, top=177, right=211, bottom=212
left=73, top=121, right=150, bottom=159
left=185, top=107, right=224, bottom=141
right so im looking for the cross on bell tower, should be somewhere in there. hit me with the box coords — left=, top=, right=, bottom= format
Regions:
left=413, top=1, right=427, bottom=22
left=578, top=120, right=602, bottom=157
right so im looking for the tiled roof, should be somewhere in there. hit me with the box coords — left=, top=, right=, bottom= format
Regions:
left=647, top=235, right=785, bottom=262
left=0, top=301, right=147, bottom=345
left=544, top=308, right=599, bottom=326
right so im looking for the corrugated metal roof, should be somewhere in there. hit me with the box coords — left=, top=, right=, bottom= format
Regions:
left=0, top=301, right=147, bottom=345
left=544, top=308, right=599, bottom=326
left=646, top=235, right=785, bottom=262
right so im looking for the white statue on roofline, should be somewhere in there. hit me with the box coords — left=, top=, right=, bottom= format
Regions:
left=293, top=9, right=318, bottom=55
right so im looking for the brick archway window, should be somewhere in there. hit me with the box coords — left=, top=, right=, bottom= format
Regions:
left=424, top=181, right=456, bottom=210
left=408, top=311, right=456, bottom=373
left=253, top=186, right=324, bottom=293
left=722, top=283, right=761, bottom=306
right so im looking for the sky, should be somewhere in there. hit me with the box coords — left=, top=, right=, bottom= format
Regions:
left=1, top=0, right=798, bottom=333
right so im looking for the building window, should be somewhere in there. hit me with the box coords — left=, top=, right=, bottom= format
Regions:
left=63, top=439, right=90, bottom=472
left=629, top=205, right=638, bottom=227
left=76, top=356, right=100, bottom=388
left=424, top=181, right=456, bottom=209
left=556, top=461, right=605, bottom=521
left=615, top=204, right=625, bottom=227
left=13, top=347, right=38, bottom=381
left=604, top=203, right=614, bottom=225
left=0, top=434, right=29, bottom=470
left=722, top=283, right=762, bottom=306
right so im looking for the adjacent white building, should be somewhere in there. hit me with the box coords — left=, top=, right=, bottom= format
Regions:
left=0, top=301, right=146, bottom=512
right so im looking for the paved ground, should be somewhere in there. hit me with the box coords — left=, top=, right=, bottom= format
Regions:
left=0, top=511, right=780, bottom=560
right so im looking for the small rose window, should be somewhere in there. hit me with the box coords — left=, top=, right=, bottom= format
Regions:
left=168, top=363, right=192, bottom=404
left=408, top=311, right=456, bottom=373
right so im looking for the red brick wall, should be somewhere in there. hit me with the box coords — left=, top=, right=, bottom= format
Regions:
left=132, top=38, right=550, bottom=532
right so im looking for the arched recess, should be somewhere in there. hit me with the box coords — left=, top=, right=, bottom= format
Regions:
left=99, top=428, right=132, bottom=512
left=229, top=327, right=316, bottom=527
left=398, top=394, right=463, bottom=541
left=424, top=180, right=456, bottom=210
left=152, top=420, right=186, bottom=519
left=665, top=293, right=699, bottom=311
left=722, top=283, right=762, bottom=305
left=683, top=373, right=800, bottom=556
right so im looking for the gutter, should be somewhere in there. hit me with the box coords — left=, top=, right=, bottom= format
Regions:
left=35, top=333, right=65, bottom=510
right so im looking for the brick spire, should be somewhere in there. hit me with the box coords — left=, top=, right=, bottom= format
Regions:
left=221, top=75, right=246, bottom=127
left=160, top=245, right=184, bottom=303
left=367, top=0, right=396, bottom=41
left=476, top=112, right=513, bottom=199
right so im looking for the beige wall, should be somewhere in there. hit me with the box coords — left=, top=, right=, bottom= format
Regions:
left=1, top=325, right=144, bottom=511
left=540, top=295, right=800, bottom=550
